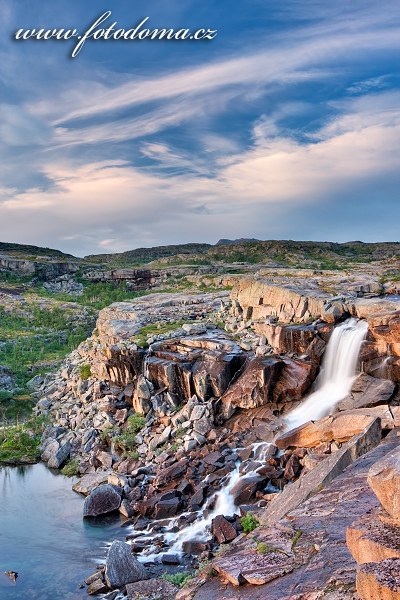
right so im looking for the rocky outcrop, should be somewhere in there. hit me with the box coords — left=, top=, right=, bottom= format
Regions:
left=83, top=484, right=122, bottom=517
left=105, top=541, right=149, bottom=589
left=368, top=447, right=400, bottom=524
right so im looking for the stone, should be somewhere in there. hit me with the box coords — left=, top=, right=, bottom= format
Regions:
left=73, top=472, right=111, bottom=496
left=220, top=357, right=285, bottom=419
left=83, top=484, right=122, bottom=517
left=126, top=578, right=177, bottom=599
left=47, top=440, right=71, bottom=469
left=275, top=411, right=379, bottom=449
left=87, top=574, right=108, bottom=595
left=347, top=508, right=400, bottom=565
left=214, top=546, right=295, bottom=586
left=337, top=374, right=396, bottom=411
left=230, top=475, right=266, bottom=504
left=105, top=541, right=149, bottom=589
left=357, top=558, right=400, bottom=600
left=368, top=447, right=400, bottom=523
left=212, top=515, right=238, bottom=544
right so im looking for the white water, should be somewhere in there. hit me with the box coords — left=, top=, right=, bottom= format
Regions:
left=284, top=318, right=368, bottom=430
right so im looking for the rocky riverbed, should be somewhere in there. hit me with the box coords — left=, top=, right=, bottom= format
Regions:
left=20, top=273, right=397, bottom=599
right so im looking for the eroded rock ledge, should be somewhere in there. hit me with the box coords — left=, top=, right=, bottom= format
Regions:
left=32, top=280, right=400, bottom=598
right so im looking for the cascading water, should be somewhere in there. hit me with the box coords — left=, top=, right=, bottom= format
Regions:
left=284, top=318, right=368, bottom=430
left=127, top=320, right=368, bottom=561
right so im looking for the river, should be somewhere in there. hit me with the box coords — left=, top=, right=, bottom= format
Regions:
left=0, top=463, right=126, bottom=600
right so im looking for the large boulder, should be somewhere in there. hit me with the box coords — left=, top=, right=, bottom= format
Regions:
left=83, top=484, right=122, bottom=517
left=337, top=374, right=396, bottom=412
left=46, top=440, right=71, bottom=469
left=105, top=541, right=149, bottom=589
left=347, top=508, right=400, bottom=565
left=368, top=447, right=400, bottom=524
left=220, top=357, right=285, bottom=419
left=275, top=411, right=380, bottom=450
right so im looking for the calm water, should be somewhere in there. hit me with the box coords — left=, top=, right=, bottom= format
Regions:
left=0, top=463, right=127, bottom=600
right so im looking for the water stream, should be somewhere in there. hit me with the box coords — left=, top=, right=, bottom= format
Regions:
left=284, top=318, right=368, bottom=429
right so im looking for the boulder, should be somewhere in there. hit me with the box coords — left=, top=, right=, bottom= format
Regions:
left=368, top=447, right=400, bottom=523
left=105, top=541, right=149, bottom=589
left=73, top=472, right=111, bottom=496
left=357, top=558, right=400, bottom=600
left=83, top=484, right=122, bottom=517
left=275, top=411, right=379, bottom=450
left=47, top=440, right=71, bottom=469
left=337, top=374, right=396, bottom=412
left=230, top=475, right=266, bottom=504
left=220, top=357, right=285, bottom=419
left=212, top=515, right=238, bottom=544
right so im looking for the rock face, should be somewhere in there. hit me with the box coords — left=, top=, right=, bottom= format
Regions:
left=105, top=541, right=149, bottom=589
left=357, top=558, right=400, bottom=600
left=126, top=578, right=177, bottom=600
left=337, top=374, right=396, bottom=411
left=346, top=509, right=400, bottom=564
left=83, top=484, right=122, bottom=517
left=368, top=447, right=400, bottom=524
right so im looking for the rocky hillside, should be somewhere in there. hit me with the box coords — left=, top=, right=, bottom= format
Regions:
left=27, top=272, right=400, bottom=599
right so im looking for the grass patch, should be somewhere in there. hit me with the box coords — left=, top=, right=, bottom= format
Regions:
left=162, top=572, right=193, bottom=587
left=132, top=320, right=187, bottom=347
left=79, top=364, right=92, bottom=380
left=0, top=415, right=48, bottom=463
left=240, top=512, right=260, bottom=533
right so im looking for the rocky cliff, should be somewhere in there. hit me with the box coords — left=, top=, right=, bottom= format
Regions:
left=32, top=277, right=400, bottom=598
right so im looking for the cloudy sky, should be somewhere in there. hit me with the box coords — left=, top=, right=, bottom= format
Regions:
left=1, top=0, right=399, bottom=256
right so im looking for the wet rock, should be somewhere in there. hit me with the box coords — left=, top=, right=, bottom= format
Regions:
left=368, top=447, right=400, bottom=523
left=105, top=541, right=149, bottom=589
left=338, top=374, right=396, bottom=411
left=212, top=515, right=238, bottom=544
left=86, top=572, right=108, bottom=595
left=83, top=484, right=122, bottom=517
left=4, top=571, right=18, bottom=582
left=357, top=558, right=400, bottom=600
left=230, top=475, right=266, bottom=504
left=155, top=459, right=188, bottom=487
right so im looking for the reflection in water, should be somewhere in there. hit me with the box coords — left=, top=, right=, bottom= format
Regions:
left=0, top=463, right=126, bottom=600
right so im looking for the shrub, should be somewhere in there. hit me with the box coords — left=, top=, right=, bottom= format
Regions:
left=61, top=458, right=80, bottom=477
left=162, top=572, right=192, bottom=587
left=127, top=414, right=146, bottom=433
left=240, top=513, right=260, bottom=533
left=79, top=364, right=92, bottom=380
left=256, top=542, right=268, bottom=554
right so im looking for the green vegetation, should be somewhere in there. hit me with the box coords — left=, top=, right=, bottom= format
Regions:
left=61, top=458, right=80, bottom=477
left=0, top=304, right=94, bottom=421
left=240, top=512, right=260, bottom=533
left=127, top=414, right=146, bottom=432
left=36, top=281, right=147, bottom=310
left=114, top=414, right=146, bottom=452
left=79, top=364, right=92, bottom=380
left=132, top=320, right=187, bottom=347
left=256, top=541, right=268, bottom=554
left=162, top=572, right=193, bottom=587
left=0, top=415, right=48, bottom=463
left=291, top=529, right=303, bottom=551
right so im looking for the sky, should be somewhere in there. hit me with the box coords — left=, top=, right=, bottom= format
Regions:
left=0, top=0, right=399, bottom=256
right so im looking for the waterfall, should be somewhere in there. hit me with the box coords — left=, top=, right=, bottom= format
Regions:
left=284, top=318, right=368, bottom=430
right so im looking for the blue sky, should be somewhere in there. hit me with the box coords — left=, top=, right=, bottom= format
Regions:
left=0, top=0, right=399, bottom=256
